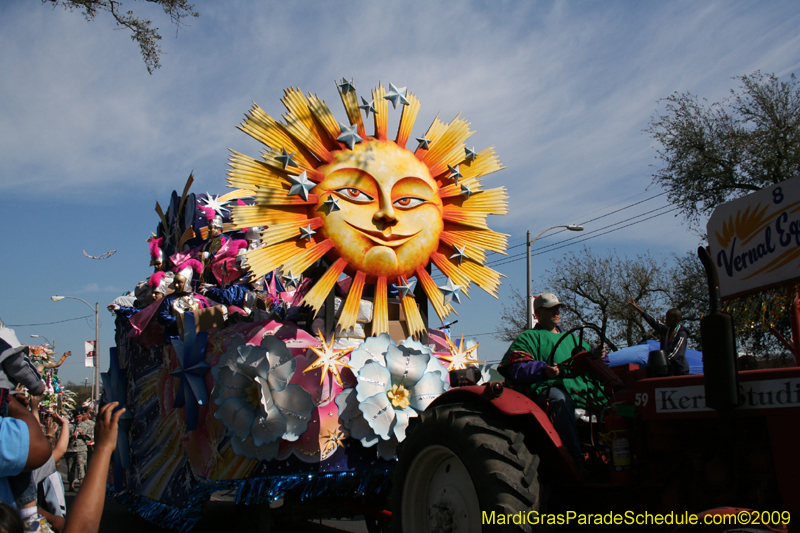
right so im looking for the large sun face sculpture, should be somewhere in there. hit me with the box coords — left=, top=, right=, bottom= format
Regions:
left=229, top=80, right=508, bottom=338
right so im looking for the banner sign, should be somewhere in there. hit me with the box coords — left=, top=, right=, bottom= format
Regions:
left=655, top=377, right=800, bottom=413
left=707, top=177, right=800, bottom=299
left=85, top=340, right=95, bottom=368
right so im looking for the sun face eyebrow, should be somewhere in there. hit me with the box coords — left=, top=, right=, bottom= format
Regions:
left=322, top=167, right=379, bottom=195
left=391, top=176, right=436, bottom=200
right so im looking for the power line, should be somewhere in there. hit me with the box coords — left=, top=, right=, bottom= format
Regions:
left=488, top=191, right=667, bottom=255
left=7, top=315, right=94, bottom=327
left=486, top=205, right=678, bottom=269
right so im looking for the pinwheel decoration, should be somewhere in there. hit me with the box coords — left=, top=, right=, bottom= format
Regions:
left=169, top=313, right=210, bottom=431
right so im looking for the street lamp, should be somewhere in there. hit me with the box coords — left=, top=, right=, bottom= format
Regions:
left=51, top=295, right=100, bottom=402
left=30, top=334, right=54, bottom=350
left=526, top=224, right=584, bottom=329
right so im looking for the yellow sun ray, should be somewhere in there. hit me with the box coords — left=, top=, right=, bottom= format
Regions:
left=338, top=82, right=366, bottom=140
left=415, top=267, right=453, bottom=322
left=442, top=205, right=490, bottom=229
left=239, top=104, right=317, bottom=168
left=395, top=92, right=420, bottom=149
left=230, top=204, right=309, bottom=230
left=372, top=83, right=388, bottom=140
left=372, top=276, right=389, bottom=336
left=282, top=110, right=334, bottom=164
left=279, top=239, right=335, bottom=279
left=302, top=257, right=348, bottom=313
left=282, top=88, right=340, bottom=152
left=307, top=94, right=342, bottom=145
left=460, top=146, right=505, bottom=179
left=338, top=271, right=366, bottom=333
left=400, top=294, right=426, bottom=340
left=217, top=188, right=255, bottom=202
left=423, top=115, right=473, bottom=176
left=244, top=241, right=313, bottom=277
left=259, top=218, right=324, bottom=246
left=442, top=226, right=509, bottom=254
left=431, top=251, right=472, bottom=298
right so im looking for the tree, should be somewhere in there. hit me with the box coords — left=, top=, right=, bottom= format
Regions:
left=43, top=0, right=198, bottom=74
left=647, top=71, right=800, bottom=226
left=494, top=286, right=528, bottom=342
left=493, top=247, right=709, bottom=351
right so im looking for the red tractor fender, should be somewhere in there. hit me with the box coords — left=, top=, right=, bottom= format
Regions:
left=427, top=383, right=581, bottom=480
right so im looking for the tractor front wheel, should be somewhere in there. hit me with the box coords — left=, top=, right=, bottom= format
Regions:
left=392, top=403, right=542, bottom=532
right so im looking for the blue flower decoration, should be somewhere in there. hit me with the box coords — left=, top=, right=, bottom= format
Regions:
left=169, top=312, right=210, bottom=431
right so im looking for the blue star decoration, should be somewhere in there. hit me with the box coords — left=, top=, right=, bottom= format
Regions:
left=169, top=312, right=210, bottom=431
left=465, top=146, right=477, bottom=162
left=450, top=244, right=469, bottom=265
left=275, top=148, right=299, bottom=169
left=396, top=278, right=417, bottom=299
left=299, top=224, right=317, bottom=241
left=101, top=346, right=134, bottom=486
left=287, top=171, right=314, bottom=201
left=384, top=83, right=410, bottom=109
left=323, top=195, right=341, bottom=214
left=337, top=122, right=363, bottom=150
left=281, top=270, right=301, bottom=288
left=439, top=278, right=463, bottom=306
left=359, top=97, right=377, bottom=118
left=416, top=137, right=431, bottom=150
left=448, top=164, right=463, bottom=185
left=460, top=183, right=474, bottom=199
left=339, top=77, right=356, bottom=94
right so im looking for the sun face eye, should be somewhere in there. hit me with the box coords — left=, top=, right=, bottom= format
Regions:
left=335, top=187, right=374, bottom=203
left=393, top=197, right=426, bottom=209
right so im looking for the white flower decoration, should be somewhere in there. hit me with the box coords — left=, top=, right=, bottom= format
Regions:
left=339, top=334, right=448, bottom=457
left=211, top=334, right=315, bottom=461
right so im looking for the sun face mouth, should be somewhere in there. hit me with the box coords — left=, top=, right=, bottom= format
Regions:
left=345, top=222, right=420, bottom=247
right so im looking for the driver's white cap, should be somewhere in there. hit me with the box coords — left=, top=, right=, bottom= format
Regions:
left=534, top=292, right=564, bottom=309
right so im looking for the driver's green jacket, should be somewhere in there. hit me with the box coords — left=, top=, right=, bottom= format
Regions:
left=498, top=328, right=605, bottom=409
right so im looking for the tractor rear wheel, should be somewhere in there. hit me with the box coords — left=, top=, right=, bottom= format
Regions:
left=392, top=403, right=542, bottom=532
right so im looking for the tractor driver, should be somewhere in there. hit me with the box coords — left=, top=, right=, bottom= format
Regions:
left=498, top=292, right=607, bottom=466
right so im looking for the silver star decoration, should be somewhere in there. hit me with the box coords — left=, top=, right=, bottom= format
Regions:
left=465, top=147, right=477, bottom=162
left=450, top=245, right=469, bottom=265
left=439, top=278, right=463, bottom=306
left=460, top=183, right=474, bottom=199
left=384, top=83, right=409, bottom=109
left=275, top=148, right=298, bottom=169
left=416, top=137, right=431, bottom=150
left=396, top=278, right=417, bottom=299
left=337, top=122, right=363, bottom=150
left=281, top=270, right=300, bottom=289
left=323, top=195, right=341, bottom=214
left=287, top=171, right=314, bottom=201
left=359, top=97, right=377, bottom=117
left=299, top=224, right=317, bottom=241
left=338, top=78, right=355, bottom=94
left=201, top=193, right=230, bottom=215
left=448, top=165, right=462, bottom=185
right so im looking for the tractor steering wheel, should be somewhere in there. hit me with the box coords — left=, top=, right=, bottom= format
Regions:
left=547, top=324, right=615, bottom=370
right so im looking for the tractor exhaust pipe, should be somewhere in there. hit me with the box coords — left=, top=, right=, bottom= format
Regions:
left=697, top=246, right=739, bottom=411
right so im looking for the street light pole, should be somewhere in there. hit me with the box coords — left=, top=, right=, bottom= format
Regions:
left=30, top=334, right=54, bottom=351
left=526, top=224, right=584, bottom=330
left=51, top=295, right=100, bottom=403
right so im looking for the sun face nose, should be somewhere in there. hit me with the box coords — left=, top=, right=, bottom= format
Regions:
left=372, top=190, right=398, bottom=234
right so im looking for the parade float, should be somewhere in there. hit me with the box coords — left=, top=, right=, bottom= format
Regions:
left=105, top=79, right=507, bottom=531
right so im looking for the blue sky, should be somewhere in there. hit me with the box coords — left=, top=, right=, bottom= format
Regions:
left=1, top=0, right=799, bottom=385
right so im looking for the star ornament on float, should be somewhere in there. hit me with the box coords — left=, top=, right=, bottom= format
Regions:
left=303, top=331, right=355, bottom=387
left=441, top=333, right=482, bottom=372
left=229, top=79, right=509, bottom=338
